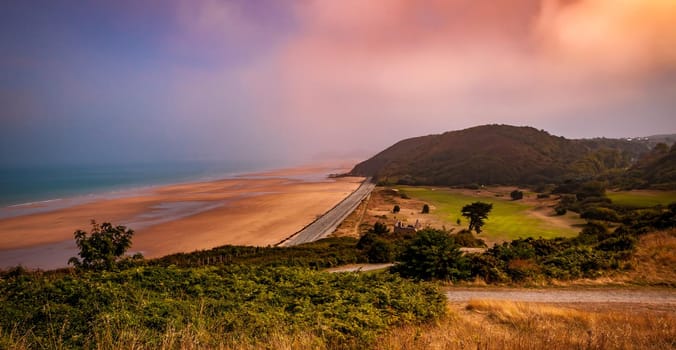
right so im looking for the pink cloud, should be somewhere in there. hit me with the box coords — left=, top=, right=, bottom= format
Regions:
left=535, top=0, right=676, bottom=74
left=166, top=0, right=676, bottom=158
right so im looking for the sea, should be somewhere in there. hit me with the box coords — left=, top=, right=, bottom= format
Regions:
left=0, top=160, right=270, bottom=209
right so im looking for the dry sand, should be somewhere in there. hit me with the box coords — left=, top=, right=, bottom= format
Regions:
left=0, top=166, right=364, bottom=269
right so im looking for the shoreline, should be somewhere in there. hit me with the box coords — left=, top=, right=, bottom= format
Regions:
left=0, top=163, right=363, bottom=270
left=0, top=162, right=355, bottom=219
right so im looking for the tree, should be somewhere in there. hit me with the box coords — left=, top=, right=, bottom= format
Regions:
left=510, top=190, right=523, bottom=200
left=421, top=204, right=430, bottom=214
left=68, top=220, right=136, bottom=270
left=461, top=202, right=493, bottom=233
left=393, top=229, right=470, bottom=281
left=393, top=205, right=400, bottom=213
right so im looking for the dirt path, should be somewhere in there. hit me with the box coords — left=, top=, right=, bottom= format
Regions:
left=326, top=263, right=394, bottom=273
left=528, top=205, right=584, bottom=231
left=445, top=288, right=676, bottom=305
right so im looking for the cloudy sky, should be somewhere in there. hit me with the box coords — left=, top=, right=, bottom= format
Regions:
left=1, top=0, right=675, bottom=166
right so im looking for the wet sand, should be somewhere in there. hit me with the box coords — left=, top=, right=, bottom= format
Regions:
left=0, top=166, right=363, bottom=269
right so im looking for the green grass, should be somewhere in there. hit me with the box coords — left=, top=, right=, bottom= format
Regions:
left=397, top=186, right=580, bottom=241
left=607, top=190, right=676, bottom=208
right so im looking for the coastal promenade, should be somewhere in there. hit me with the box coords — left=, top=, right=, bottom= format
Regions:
left=278, top=178, right=375, bottom=246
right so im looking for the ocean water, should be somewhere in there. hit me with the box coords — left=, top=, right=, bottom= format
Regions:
left=0, top=161, right=266, bottom=208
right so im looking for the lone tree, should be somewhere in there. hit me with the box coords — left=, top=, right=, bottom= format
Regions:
left=393, top=205, right=400, bottom=213
left=421, top=204, right=430, bottom=214
left=461, top=202, right=493, bottom=234
left=68, top=220, right=135, bottom=270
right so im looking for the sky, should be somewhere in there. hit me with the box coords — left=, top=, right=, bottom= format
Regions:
left=1, top=0, right=675, bottom=166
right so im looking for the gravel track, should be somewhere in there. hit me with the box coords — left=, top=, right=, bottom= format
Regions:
left=445, top=288, right=676, bottom=305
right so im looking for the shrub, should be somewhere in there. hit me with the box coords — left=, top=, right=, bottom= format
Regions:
left=366, top=238, right=396, bottom=263
left=421, top=204, right=430, bottom=214
left=452, top=231, right=486, bottom=248
left=574, top=222, right=610, bottom=245
left=510, top=190, right=524, bottom=200
left=393, top=230, right=470, bottom=281
left=595, top=235, right=636, bottom=252
left=506, top=258, right=541, bottom=282
left=581, top=207, right=621, bottom=222
left=371, top=222, right=390, bottom=235
left=469, top=254, right=509, bottom=283
left=393, top=205, right=401, bottom=213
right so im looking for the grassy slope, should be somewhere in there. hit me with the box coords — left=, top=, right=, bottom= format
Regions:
left=398, top=186, right=580, bottom=241
left=377, top=300, right=676, bottom=350
left=607, top=190, right=676, bottom=208
left=615, top=229, right=676, bottom=286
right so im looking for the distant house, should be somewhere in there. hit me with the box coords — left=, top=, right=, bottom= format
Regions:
left=394, top=219, right=421, bottom=234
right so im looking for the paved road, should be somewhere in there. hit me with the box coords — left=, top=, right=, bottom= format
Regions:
left=445, top=289, right=676, bottom=305
left=278, top=179, right=375, bottom=246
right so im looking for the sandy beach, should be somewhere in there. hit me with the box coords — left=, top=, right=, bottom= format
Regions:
left=0, top=166, right=364, bottom=269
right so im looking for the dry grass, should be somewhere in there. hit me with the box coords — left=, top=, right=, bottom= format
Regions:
left=376, top=301, right=676, bottom=350
left=4, top=300, right=674, bottom=350
left=622, top=229, right=676, bottom=286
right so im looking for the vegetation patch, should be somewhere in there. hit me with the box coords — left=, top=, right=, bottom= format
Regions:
left=0, top=266, right=445, bottom=349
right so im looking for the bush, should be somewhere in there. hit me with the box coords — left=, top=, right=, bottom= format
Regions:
left=506, top=258, right=541, bottom=282
left=595, top=235, right=636, bottom=252
left=371, top=222, right=390, bottom=235
left=366, top=238, right=396, bottom=263
left=574, top=222, right=611, bottom=245
left=421, top=204, right=430, bottom=214
left=393, top=205, right=400, bottom=213
left=393, top=230, right=470, bottom=281
left=452, top=231, right=486, bottom=248
left=581, top=207, right=621, bottom=222
left=469, top=254, right=509, bottom=283
left=510, top=190, right=524, bottom=200
left=358, top=233, right=396, bottom=263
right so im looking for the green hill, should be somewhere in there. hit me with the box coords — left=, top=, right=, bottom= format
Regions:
left=350, top=125, right=649, bottom=186
left=618, top=143, right=676, bottom=190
